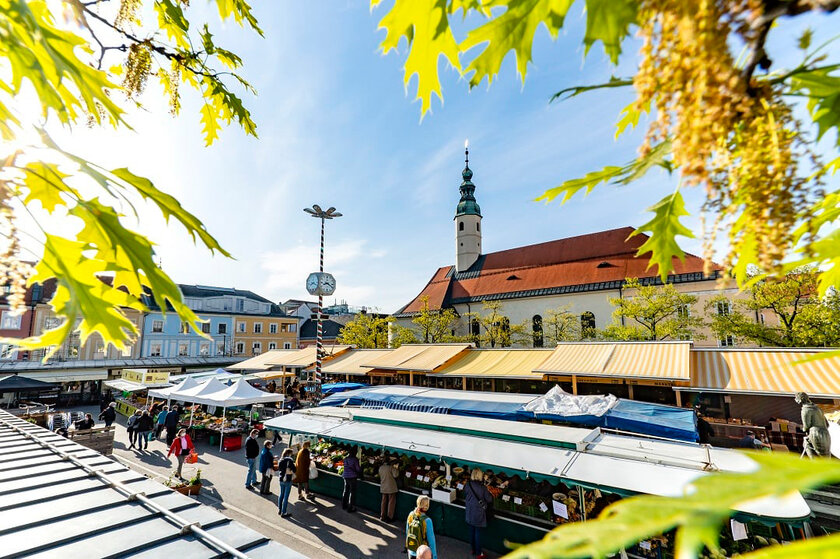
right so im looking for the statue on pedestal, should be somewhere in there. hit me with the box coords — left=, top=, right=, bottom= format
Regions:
left=795, top=392, right=831, bottom=458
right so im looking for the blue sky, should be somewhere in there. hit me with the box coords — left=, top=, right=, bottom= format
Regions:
left=43, top=2, right=840, bottom=313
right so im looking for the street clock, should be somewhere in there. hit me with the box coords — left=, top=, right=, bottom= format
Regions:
left=306, top=272, right=337, bottom=296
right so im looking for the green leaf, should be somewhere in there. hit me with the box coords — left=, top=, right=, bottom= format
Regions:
left=615, top=99, right=649, bottom=139
left=630, top=189, right=695, bottom=281
left=374, top=0, right=461, bottom=116
left=582, top=0, right=637, bottom=64
left=550, top=76, right=633, bottom=103
left=18, top=161, right=78, bottom=213
left=461, top=0, right=575, bottom=88
left=798, top=27, right=813, bottom=51
left=199, top=100, right=222, bottom=146
left=740, top=532, right=840, bottom=558
left=212, top=0, right=263, bottom=36
left=155, top=0, right=190, bottom=49
left=790, top=67, right=840, bottom=148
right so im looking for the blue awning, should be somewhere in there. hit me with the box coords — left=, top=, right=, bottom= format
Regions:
left=603, top=399, right=698, bottom=442
left=320, top=382, right=368, bottom=396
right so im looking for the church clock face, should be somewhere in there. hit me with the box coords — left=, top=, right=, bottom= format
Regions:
left=306, top=272, right=337, bottom=296
left=306, top=273, right=320, bottom=295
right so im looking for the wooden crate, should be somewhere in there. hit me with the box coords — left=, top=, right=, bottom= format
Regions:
left=68, top=426, right=115, bottom=456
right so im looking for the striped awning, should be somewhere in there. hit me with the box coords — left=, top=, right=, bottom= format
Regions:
left=303, top=349, right=393, bottom=376
left=263, top=346, right=352, bottom=368
left=534, top=342, right=692, bottom=381
left=430, top=349, right=553, bottom=379
left=362, top=344, right=472, bottom=373
left=688, top=349, right=840, bottom=398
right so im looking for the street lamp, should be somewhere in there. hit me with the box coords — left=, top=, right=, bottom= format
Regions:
left=303, top=205, right=342, bottom=390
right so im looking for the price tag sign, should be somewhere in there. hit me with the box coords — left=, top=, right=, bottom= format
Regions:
left=424, top=476, right=430, bottom=483
left=439, top=465, right=445, bottom=471
left=640, top=541, right=652, bottom=551
left=456, top=483, right=464, bottom=490
left=424, top=465, right=431, bottom=471
left=405, top=473, right=412, bottom=479
left=502, top=495, right=510, bottom=502
left=514, top=497, right=523, bottom=505
left=553, top=501, right=569, bottom=519
left=539, top=502, right=548, bottom=513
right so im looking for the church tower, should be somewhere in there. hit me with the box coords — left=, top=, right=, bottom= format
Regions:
left=455, top=140, right=482, bottom=272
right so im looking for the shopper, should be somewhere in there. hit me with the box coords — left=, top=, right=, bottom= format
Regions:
left=277, top=448, right=296, bottom=517
left=155, top=406, right=168, bottom=439
left=98, top=402, right=116, bottom=427
left=378, top=457, right=399, bottom=521
left=294, top=441, right=312, bottom=500
left=167, top=428, right=194, bottom=478
left=258, top=440, right=275, bottom=495
left=75, top=413, right=95, bottom=430
left=126, top=409, right=142, bottom=449
left=406, top=495, right=437, bottom=559
left=465, top=467, right=494, bottom=559
left=245, top=429, right=260, bottom=489
left=164, top=405, right=180, bottom=446
left=135, top=410, right=154, bottom=451
left=341, top=446, right=362, bottom=512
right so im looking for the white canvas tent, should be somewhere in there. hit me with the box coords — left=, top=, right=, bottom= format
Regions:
left=147, top=375, right=201, bottom=400
left=168, top=377, right=230, bottom=405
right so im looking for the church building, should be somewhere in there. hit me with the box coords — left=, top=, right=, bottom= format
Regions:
left=393, top=145, right=739, bottom=348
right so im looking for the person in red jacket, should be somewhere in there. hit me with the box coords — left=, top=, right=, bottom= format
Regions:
left=167, top=428, right=194, bottom=478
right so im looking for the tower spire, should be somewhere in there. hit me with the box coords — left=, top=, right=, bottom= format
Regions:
left=465, top=138, right=469, bottom=167
left=454, top=140, right=482, bottom=272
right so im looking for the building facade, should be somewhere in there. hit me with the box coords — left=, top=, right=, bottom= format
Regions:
left=393, top=148, right=752, bottom=348
left=232, top=313, right=298, bottom=356
left=141, top=311, right=233, bottom=358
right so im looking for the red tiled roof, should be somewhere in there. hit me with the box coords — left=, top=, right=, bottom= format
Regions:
left=398, top=227, right=714, bottom=314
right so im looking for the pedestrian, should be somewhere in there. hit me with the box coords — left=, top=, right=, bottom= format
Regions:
left=259, top=440, right=275, bottom=494
left=167, top=428, right=194, bottom=478
left=98, top=402, right=116, bottom=427
left=272, top=428, right=283, bottom=446
left=379, top=456, right=399, bottom=521
left=341, top=446, right=362, bottom=512
left=739, top=430, right=771, bottom=449
left=164, top=405, right=180, bottom=446
left=464, top=467, right=493, bottom=559
left=155, top=406, right=169, bottom=439
left=406, top=495, right=437, bottom=559
left=126, top=409, right=142, bottom=449
left=75, top=413, right=95, bottom=430
left=245, top=428, right=260, bottom=490
left=294, top=440, right=312, bottom=500
left=277, top=448, right=296, bottom=517
left=136, top=410, right=154, bottom=451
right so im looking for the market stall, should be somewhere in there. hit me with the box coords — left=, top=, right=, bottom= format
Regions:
left=266, top=408, right=811, bottom=557
left=104, top=370, right=172, bottom=417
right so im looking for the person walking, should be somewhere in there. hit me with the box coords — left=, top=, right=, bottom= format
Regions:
left=464, top=467, right=494, bottom=559
left=341, top=446, right=362, bottom=512
left=277, top=448, right=296, bottom=517
left=245, top=429, right=260, bottom=490
left=379, top=457, right=399, bottom=521
left=155, top=406, right=168, bottom=439
left=406, top=495, right=437, bottom=559
left=258, top=440, right=275, bottom=495
left=126, top=409, right=142, bottom=449
left=167, top=428, right=194, bottom=478
left=164, top=405, right=180, bottom=446
left=294, top=441, right=312, bottom=500
left=135, top=410, right=155, bottom=451
left=98, top=402, right=116, bottom=427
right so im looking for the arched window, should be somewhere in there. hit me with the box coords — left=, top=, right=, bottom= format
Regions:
left=532, top=315, right=543, bottom=347
left=459, top=221, right=464, bottom=231
left=580, top=311, right=596, bottom=337
left=471, top=318, right=481, bottom=348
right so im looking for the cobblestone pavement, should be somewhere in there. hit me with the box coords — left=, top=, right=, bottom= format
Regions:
left=90, top=408, right=499, bottom=559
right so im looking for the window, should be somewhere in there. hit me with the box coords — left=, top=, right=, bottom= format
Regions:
left=532, top=315, right=544, bottom=348
left=677, top=304, right=690, bottom=319
left=122, top=344, right=133, bottom=357
left=284, top=342, right=292, bottom=350
left=150, top=343, right=162, bottom=357
left=717, top=300, right=732, bottom=316
left=581, top=312, right=596, bottom=337
left=476, top=222, right=480, bottom=231
left=152, top=320, right=164, bottom=333
left=179, top=321, right=190, bottom=334
left=719, top=335, right=736, bottom=347
left=44, top=316, right=61, bottom=330
left=178, top=342, right=189, bottom=356
left=268, top=342, right=277, bottom=350
left=237, top=322, right=246, bottom=333
left=269, top=323, right=278, bottom=334
left=254, top=322, right=263, bottom=334
left=253, top=342, right=262, bottom=354
left=236, top=299, right=244, bottom=312
left=199, top=342, right=210, bottom=356
left=201, top=322, right=211, bottom=334
left=289, top=324, right=296, bottom=333
left=235, top=342, right=245, bottom=354
left=281, top=323, right=287, bottom=333
left=0, top=344, right=14, bottom=359
left=0, top=311, right=22, bottom=330
left=218, top=323, right=227, bottom=334
left=459, top=221, right=464, bottom=231
left=500, top=318, right=511, bottom=347
left=470, top=318, right=481, bottom=348
left=216, top=342, right=225, bottom=355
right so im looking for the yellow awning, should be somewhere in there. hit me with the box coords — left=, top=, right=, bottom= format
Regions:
left=362, top=344, right=472, bottom=372
left=263, top=345, right=351, bottom=368
left=246, top=370, right=298, bottom=380
left=228, top=350, right=294, bottom=371
left=304, top=349, right=393, bottom=376
left=534, top=342, right=691, bottom=381
left=430, top=349, right=553, bottom=379
left=688, top=349, right=840, bottom=398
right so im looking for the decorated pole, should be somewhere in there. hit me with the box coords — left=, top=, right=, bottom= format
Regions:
left=316, top=215, right=325, bottom=383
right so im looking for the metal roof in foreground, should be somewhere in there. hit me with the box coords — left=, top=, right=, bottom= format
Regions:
left=0, top=409, right=305, bottom=558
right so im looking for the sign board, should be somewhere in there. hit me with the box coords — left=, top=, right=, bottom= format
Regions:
left=121, top=369, right=170, bottom=385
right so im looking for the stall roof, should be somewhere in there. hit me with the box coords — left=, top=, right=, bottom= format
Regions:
left=168, top=377, right=230, bottom=405
left=169, top=368, right=241, bottom=382
left=535, top=342, right=692, bottom=381
left=429, top=348, right=552, bottom=379
left=264, top=346, right=352, bottom=368
left=19, top=369, right=108, bottom=383
left=104, top=379, right=172, bottom=392
left=147, top=375, right=201, bottom=399
left=265, top=408, right=810, bottom=521
left=228, top=350, right=295, bottom=371
left=1, top=356, right=237, bottom=373
left=688, top=348, right=840, bottom=398
left=0, top=410, right=305, bottom=558
left=245, top=370, right=298, bottom=380
left=361, top=343, right=472, bottom=372
left=204, top=378, right=285, bottom=407
left=0, top=374, right=58, bottom=393
left=303, top=349, right=392, bottom=376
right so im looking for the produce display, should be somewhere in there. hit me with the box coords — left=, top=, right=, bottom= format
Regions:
left=181, top=407, right=249, bottom=433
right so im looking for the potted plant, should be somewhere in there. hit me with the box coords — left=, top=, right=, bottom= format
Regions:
left=165, top=469, right=202, bottom=496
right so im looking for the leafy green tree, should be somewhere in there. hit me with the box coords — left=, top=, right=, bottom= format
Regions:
left=603, top=278, right=704, bottom=341
left=1, top=0, right=260, bottom=357
left=467, top=300, right=524, bottom=348
left=337, top=312, right=391, bottom=348
left=392, top=295, right=462, bottom=345
left=707, top=267, right=840, bottom=347
left=371, top=0, right=840, bottom=294
left=541, top=305, right=582, bottom=346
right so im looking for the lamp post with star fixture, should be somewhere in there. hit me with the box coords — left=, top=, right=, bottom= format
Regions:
left=303, top=205, right=342, bottom=392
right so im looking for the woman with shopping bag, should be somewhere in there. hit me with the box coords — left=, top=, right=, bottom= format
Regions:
left=167, top=428, right=195, bottom=478
left=293, top=440, right=313, bottom=501
left=258, top=441, right=275, bottom=495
